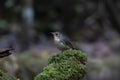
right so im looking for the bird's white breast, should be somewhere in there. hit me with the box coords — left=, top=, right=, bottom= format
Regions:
left=54, top=36, right=60, bottom=42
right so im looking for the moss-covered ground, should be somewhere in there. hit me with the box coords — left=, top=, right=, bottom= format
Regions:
left=34, top=49, right=87, bottom=80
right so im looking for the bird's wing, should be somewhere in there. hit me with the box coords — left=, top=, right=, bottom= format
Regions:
left=62, top=38, right=74, bottom=49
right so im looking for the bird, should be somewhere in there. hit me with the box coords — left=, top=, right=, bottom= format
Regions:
left=51, top=32, right=78, bottom=51
left=0, top=48, right=14, bottom=58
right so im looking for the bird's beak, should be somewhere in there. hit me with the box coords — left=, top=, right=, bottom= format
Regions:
left=50, top=32, right=54, bottom=35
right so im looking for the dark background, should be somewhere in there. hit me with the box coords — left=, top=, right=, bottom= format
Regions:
left=0, top=0, right=120, bottom=80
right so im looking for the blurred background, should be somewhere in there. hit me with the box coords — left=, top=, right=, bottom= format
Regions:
left=0, top=0, right=120, bottom=80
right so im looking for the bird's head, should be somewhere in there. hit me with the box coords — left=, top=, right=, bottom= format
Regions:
left=51, top=32, right=61, bottom=38
left=51, top=32, right=62, bottom=41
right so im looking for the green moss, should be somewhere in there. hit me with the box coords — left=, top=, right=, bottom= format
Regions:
left=34, top=49, right=87, bottom=80
left=0, top=70, right=16, bottom=80
left=0, top=70, right=4, bottom=77
left=0, top=74, right=16, bottom=80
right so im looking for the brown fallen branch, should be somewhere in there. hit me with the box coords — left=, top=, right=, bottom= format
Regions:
left=0, top=48, right=14, bottom=58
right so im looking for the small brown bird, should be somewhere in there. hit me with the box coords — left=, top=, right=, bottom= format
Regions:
left=51, top=32, right=78, bottom=51
left=0, top=48, right=14, bottom=58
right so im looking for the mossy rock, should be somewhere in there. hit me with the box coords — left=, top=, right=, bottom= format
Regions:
left=0, top=69, right=16, bottom=80
left=34, top=49, right=87, bottom=80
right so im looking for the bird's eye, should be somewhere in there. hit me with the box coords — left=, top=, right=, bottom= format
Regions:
left=56, top=33, right=58, bottom=36
left=55, top=32, right=59, bottom=36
